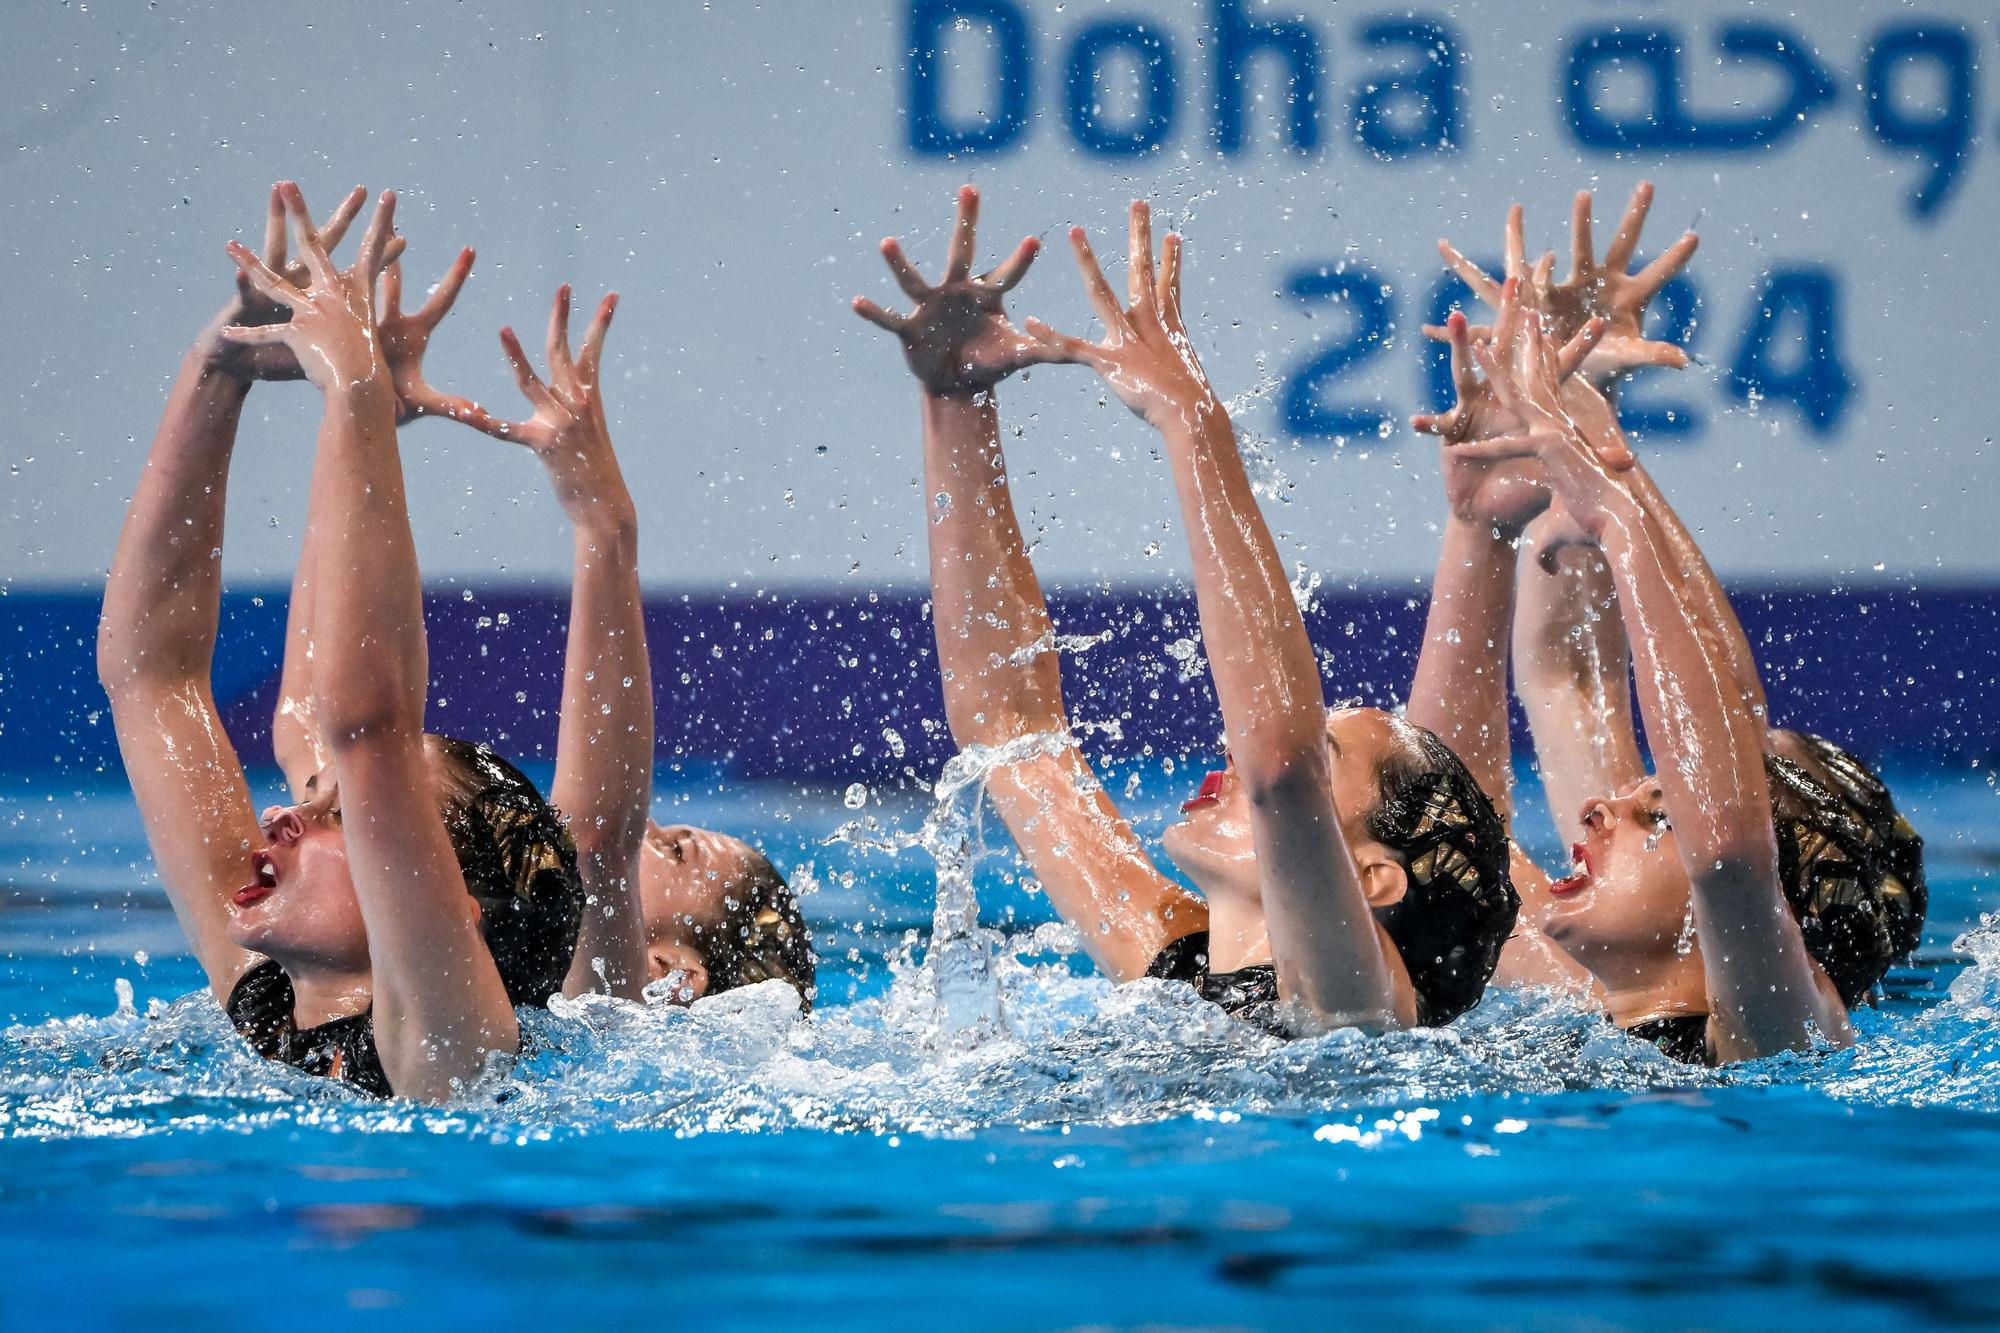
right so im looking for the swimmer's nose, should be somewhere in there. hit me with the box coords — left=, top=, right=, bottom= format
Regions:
left=1579, top=799, right=1615, bottom=832
left=260, top=806, right=306, bottom=845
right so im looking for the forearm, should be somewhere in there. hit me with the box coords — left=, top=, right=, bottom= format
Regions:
left=98, top=346, right=267, bottom=997
left=922, top=390, right=1068, bottom=746
left=1156, top=399, right=1395, bottom=1021
left=98, top=352, right=249, bottom=691
left=921, top=393, right=1203, bottom=975
left=1627, top=464, right=1768, bottom=721
left=1597, top=485, right=1840, bottom=1051
left=273, top=515, right=327, bottom=795
left=337, top=737, right=519, bottom=1097
left=1407, top=518, right=1518, bottom=826
left=308, top=378, right=428, bottom=743
left=1597, top=493, right=1775, bottom=879
left=1157, top=398, right=1326, bottom=789
left=554, top=513, right=652, bottom=999
left=1512, top=538, right=1645, bottom=844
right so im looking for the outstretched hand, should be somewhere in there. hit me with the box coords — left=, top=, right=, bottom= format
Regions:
left=378, top=250, right=495, bottom=428
left=1412, top=274, right=1606, bottom=537
left=468, top=285, right=631, bottom=530
left=1430, top=182, right=1697, bottom=382
left=219, top=183, right=402, bottom=393
left=853, top=184, right=1053, bottom=396
left=202, top=184, right=381, bottom=383
left=1469, top=285, right=1636, bottom=541
left=1021, top=200, right=1215, bottom=431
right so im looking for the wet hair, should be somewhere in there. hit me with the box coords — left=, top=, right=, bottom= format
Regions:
left=1763, top=731, right=1927, bottom=1007
left=429, top=736, right=585, bottom=1007
left=1362, top=719, right=1520, bottom=1025
left=700, top=850, right=817, bottom=1011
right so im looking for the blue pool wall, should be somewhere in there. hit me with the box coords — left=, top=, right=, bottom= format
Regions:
left=7, top=583, right=1995, bottom=785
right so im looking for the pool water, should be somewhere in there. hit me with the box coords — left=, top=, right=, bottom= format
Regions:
left=3, top=759, right=1998, bottom=1330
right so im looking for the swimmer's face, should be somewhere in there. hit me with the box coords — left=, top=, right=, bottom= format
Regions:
left=1540, top=775, right=1697, bottom=975
left=1161, top=707, right=1406, bottom=907
left=226, top=767, right=371, bottom=974
left=226, top=746, right=471, bottom=979
left=638, top=821, right=765, bottom=1004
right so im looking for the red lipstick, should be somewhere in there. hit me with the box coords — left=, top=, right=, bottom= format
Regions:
left=235, top=849, right=279, bottom=907
left=1181, top=770, right=1226, bottom=813
left=1549, top=842, right=1592, bottom=896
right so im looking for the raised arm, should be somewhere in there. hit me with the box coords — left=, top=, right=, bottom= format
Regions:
left=1511, top=522, right=1646, bottom=847
left=454, top=287, right=651, bottom=999
left=1407, top=295, right=1605, bottom=828
left=274, top=242, right=495, bottom=799
left=272, top=512, right=331, bottom=798
left=1509, top=382, right=1655, bottom=847
left=1434, top=187, right=1698, bottom=842
left=98, top=321, right=268, bottom=1001
left=222, top=184, right=516, bottom=1098
left=99, top=185, right=376, bottom=996
left=854, top=187, right=1206, bottom=982
left=1521, top=424, right=1772, bottom=771
left=1483, top=314, right=1849, bottom=1059
left=1025, top=204, right=1397, bottom=1027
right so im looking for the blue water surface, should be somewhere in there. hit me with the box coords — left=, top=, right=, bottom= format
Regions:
left=3, top=759, right=1999, bottom=1331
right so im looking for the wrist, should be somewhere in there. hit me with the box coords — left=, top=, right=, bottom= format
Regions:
left=1445, top=511, right=1526, bottom=548
left=325, top=373, right=397, bottom=414
left=180, top=339, right=251, bottom=386
left=920, top=386, right=999, bottom=435
left=174, top=348, right=253, bottom=412
left=919, top=379, right=999, bottom=403
left=1150, top=388, right=1229, bottom=442
left=188, top=330, right=252, bottom=382
left=1575, top=479, right=1644, bottom=547
left=572, top=502, right=640, bottom=555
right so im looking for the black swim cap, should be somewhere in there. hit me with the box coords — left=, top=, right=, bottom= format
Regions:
left=1365, top=723, right=1520, bottom=1025
left=430, top=737, right=585, bottom=1007
left=1763, top=732, right=1927, bottom=1008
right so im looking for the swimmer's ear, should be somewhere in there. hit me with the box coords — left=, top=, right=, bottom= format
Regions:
left=1358, top=855, right=1409, bottom=909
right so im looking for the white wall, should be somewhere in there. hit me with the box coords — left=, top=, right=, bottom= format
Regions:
left=3, top=0, right=1993, bottom=590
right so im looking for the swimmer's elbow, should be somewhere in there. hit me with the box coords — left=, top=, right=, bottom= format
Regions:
left=1687, top=837, right=1779, bottom=901
left=95, top=622, right=201, bottom=697
left=568, top=809, right=646, bottom=870
left=317, top=673, right=427, bottom=751
left=319, top=702, right=425, bottom=754
left=941, top=691, right=1067, bottom=752
left=1238, top=741, right=1334, bottom=813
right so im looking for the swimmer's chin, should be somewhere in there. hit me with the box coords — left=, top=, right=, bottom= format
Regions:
left=223, top=913, right=274, bottom=952
left=1161, top=819, right=1254, bottom=902
left=1159, top=818, right=1211, bottom=882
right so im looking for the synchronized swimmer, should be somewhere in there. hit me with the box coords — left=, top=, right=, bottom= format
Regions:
left=96, top=179, right=1924, bottom=1101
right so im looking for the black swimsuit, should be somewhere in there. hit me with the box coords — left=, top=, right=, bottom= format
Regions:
left=225, top=960, right=393, bottom=1098
left=1146, top=931, right=1286, bottom=1029
left=1625, top=1014, right=1712, bottom=1065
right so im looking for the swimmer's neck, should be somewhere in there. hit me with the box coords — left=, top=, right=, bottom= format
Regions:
left=281, top=961, right=374, bottom=1029
left=1597, top=963, right=1710, bottom=1032
left=1205, top=903, right=1270, bottom=971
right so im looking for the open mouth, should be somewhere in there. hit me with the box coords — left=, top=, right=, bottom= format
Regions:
left=1180, top=770, right=1227, bottom=814
left=234, top=849, right=279, bottom=908
left=1548, top=842, right=1593, bottom=897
